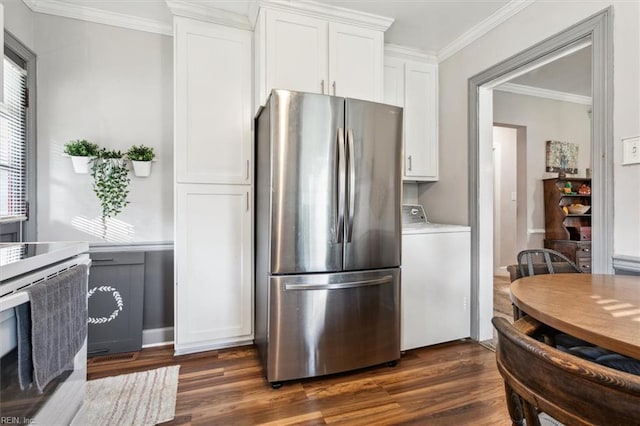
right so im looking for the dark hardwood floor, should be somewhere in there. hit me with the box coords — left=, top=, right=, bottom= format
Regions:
left=88, top=340, right=511, bottom=425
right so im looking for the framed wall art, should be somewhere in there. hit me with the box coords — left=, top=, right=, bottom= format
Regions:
left=546, top=140, right=579, bottom=174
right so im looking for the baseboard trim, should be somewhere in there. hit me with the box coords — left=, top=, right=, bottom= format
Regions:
left=174, top=337, right=254, bottom=356
left=612, top=255, right=640, bottom=273
left=142, top=326, right=174, bottom=348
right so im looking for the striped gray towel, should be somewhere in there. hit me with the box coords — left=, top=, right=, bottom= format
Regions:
left=26, top=264, right=88, bottom=392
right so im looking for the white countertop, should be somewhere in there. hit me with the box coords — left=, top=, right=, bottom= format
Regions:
left=0, top=241, right=89, bottom=282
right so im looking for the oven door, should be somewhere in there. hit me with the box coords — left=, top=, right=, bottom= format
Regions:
left=0, top=254, right=89, bottom=425
left=0, top=299, right=87, bottom=425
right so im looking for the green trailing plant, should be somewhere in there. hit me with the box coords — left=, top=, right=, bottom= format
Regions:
left=126, top=144, right=155, bottom=162
left=64, top=139, right=100, bottom=157
left=90, top=149, right=130, bottom=225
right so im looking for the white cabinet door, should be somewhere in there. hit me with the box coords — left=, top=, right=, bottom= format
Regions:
left=383, top=56, right=404, bottom=107
left=403, top=61, right=438, bottom=181
left=329, top=22, right=383, bottom=102
left=175, top=184, right=253, bottom=354
left=174, top=18, right=252, bottom=184
left=264, top=10, right=328, bottom=99
left=257, top=8, right=386, bottom=105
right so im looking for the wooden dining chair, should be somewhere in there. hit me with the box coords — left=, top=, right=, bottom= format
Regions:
left=492, top=316, right=640, bottom=426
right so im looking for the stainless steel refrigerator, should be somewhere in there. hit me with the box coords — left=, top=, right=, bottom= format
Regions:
left=255, top=89, right=402, bottom=386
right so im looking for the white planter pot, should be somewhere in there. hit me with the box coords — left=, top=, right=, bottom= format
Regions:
left=70, top=155, right=93, bottom=174
left=131, top=160, right=152, bottom=177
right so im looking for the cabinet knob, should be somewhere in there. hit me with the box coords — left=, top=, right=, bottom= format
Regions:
left=321, top=80, right=325, bottom=94
left=332, top=81, right=336, bottom=96
left=408, top=155, right=413, bottom=171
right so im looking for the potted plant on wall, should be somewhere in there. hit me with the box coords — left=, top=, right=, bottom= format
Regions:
left=64, top=139, right=100, bottom=174
left=126, top=144, right=155, bottom=177
left=91, top=149, right=130, bottom=239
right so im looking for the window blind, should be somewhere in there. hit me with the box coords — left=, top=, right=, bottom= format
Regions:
left=0, top=56, right=27, bottom=222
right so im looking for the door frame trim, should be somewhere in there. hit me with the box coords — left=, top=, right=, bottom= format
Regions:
left=468, top=8, right=613, bottom=340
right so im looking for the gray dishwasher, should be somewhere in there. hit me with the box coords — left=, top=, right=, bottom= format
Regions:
left=88, top=251, right=145, bottom=356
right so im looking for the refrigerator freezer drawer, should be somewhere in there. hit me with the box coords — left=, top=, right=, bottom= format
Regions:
left=266, top=269, right=400, bottom=383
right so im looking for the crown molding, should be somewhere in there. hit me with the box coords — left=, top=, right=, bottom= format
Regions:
left=437, top=0, right=536, bottom=62
left=256, top=0, right=393, bottom=31
left=385, top=44, right=437, bottom=64
left=22, top=0, right=172, bottom=35
left=165, top=0, right=252, bottom=31
left=496, top=82, right=592, bottom=105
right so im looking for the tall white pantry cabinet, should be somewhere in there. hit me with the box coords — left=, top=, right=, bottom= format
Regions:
left=173, top=16, right=253, bottom=355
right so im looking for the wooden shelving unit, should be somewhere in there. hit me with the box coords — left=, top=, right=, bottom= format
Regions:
left=543, top=178, right=592, bottom=272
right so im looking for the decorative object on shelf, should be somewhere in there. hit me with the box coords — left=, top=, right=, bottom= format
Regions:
left=546, top=140, right=579, bottom=175
left=567, top=204, right=590, bottom=215
left=578, top=183, right=591, bottom=195
left=126, top=144, right=155, bottom=177
left=563, top=181, right=574, bottom=194
left=64, top=139, right=100, bottom=174
left=90, top=149, right=130, bottom=238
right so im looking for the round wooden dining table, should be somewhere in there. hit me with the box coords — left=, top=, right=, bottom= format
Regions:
left=510, top=273, right=640, bottom=360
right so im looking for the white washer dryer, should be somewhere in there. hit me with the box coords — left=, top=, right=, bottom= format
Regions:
left=401, top=205, right=471, bottom=351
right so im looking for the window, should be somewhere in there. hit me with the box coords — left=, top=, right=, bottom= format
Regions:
left=0, top=34, right=35, bottom=242
left=0, top=54, right=27, bottom=222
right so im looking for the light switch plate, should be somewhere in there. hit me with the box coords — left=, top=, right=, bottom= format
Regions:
left=622, top=136, right=640, bottom=165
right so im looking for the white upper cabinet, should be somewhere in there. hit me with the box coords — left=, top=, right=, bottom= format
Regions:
left=404, top=61, right=438, bottom=180
left=329, top=22, right=383, bottom=101
left=174, top=17, right=252, bottom=185
left=264, top=10, right=328, bottom=96
left=384, top=46, right=439, bottom=181
left=384, top=56, right=404, bottom=107
left=255, top=4, right=392, bottom=107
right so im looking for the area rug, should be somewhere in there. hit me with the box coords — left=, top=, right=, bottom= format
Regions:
left=83, top=365, right=180, bottom=426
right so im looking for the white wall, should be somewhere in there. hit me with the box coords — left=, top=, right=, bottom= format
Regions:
left=425, top=1, right=639, bottom=260
left=4, top=6, right=174, bottom=243
left=402, top=182, right=419, bottom=205
left=493, top=126, right=517, bottom=269
left=2, top=0, right=35, bottom=50
left=612, top=4, right=640, bottom=259
left=493, top=91, right=592, bottom=248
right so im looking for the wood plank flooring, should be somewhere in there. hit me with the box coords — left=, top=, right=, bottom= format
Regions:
left=88, top=341, right=511, bottom=425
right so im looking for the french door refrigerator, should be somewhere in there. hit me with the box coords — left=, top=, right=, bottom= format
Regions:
left=255, top=89, right=403, bottom=386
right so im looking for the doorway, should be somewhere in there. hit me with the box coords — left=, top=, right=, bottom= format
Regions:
left=468, top=9, right=613, bottom=341
left=492, top=124, right=528, bottom=275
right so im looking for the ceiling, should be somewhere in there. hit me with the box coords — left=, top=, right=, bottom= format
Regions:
left=46, top=0, right=513, bottom=54
left=31, top=0, right=591, bottom=97
left=308, top=0, right=511, bottom=54
left=509, top=45, right=592, bottom=97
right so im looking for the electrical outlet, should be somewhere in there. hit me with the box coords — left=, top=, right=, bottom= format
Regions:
left=622, top=136, right=640, bottom=165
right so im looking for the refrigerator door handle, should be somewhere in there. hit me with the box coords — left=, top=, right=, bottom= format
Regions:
left=346, top=128, right=356, bottom=242
left=335, top=128, right=346, bottom=243
left=284, top=275, right=393, bottom=291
